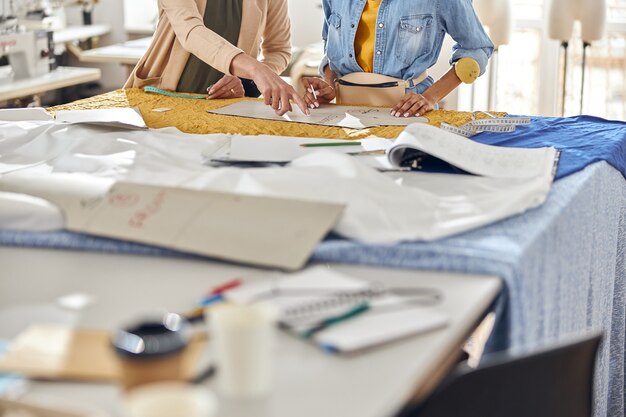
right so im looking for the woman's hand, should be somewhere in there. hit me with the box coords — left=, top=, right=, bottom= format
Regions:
left=229, top=53, right=308, bottom=116
left=301, top=77, right=336, bottom=109
left=254, top=66, right=309, bottom=116
left=391, top=92, right=436, bottom=117
left=207, top=75, right=245, bottom=99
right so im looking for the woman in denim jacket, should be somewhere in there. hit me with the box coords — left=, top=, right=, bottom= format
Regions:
left=302, top=0, right=494, bottom=118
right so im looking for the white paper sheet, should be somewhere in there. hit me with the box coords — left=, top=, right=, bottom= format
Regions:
left=210, top=135, right=392, bottom=164
left=0, top=122, right=556, bottom=244
left=55, top=108, right=147, bottom=129
left=0, top=108, right=53, bottom=122
left=0, top=176, right=344, bottom=270
left=208, top=101, right=428, bottom=129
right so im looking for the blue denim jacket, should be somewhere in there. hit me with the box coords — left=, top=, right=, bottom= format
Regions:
left=320, top=0, right=494, bottom=93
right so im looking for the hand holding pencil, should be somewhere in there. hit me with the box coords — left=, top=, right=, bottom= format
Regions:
left=301, top=77, right=336, bottom=109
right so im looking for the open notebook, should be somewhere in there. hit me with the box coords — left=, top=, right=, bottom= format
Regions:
left=225, top=267, right=448, bottom=353
left=386, top=123, right=560, bottom=179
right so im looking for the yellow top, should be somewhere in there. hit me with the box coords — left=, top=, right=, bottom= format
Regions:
left=354, top=0, right=382, bottom=73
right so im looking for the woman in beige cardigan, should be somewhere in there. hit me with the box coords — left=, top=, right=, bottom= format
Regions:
left=125, top=0, right=308, bottom=116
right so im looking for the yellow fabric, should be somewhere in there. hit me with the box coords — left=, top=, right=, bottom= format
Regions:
left=49, top=89, right=506, bottom=140
left=354, top=0, right=381, bottom=73
left=454, top=57, right=481, bottom=84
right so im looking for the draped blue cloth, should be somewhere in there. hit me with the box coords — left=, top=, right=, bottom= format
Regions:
left=472, top=115, right=626, bottom=180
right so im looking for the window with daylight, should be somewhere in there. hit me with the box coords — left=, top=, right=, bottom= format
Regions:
left=464, top=0, right=626, bottom=119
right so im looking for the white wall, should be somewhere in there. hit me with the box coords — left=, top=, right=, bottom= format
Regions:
left=288, top=0, right=324, bottom=48
left=123, top=0, right=158, bottom=34
left=65, top=0, right=128, bottom=90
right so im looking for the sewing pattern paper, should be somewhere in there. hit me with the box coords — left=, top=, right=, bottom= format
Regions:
left=208, top=101, right=428, bottom=129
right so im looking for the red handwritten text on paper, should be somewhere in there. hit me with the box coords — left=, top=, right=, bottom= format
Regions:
left=128, top=190, right=167, bottom=229
left=108, top=193, right=140, bottom=208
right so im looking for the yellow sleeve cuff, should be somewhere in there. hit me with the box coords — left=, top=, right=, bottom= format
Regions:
left=455, top=57, right=481, bottom=84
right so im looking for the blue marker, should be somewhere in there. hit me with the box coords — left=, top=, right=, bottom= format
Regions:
left=198, top=294, right=225, bottom=307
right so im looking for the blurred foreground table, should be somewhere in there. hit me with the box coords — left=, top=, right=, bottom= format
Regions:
left=0, top=247, right=500, bottom=417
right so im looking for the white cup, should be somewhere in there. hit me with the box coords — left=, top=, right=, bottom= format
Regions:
left=124, top=382, right=219, bottom=417
left=211, top=303, right=277, bottom=399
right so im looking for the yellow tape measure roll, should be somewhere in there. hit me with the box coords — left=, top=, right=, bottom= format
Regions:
left=454, top=57, right=480, bottom=84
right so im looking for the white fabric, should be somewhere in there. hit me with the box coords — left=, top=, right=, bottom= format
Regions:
left=0, top=121, right=554, bottom=244
left=0, top=192, right=64, bottom=231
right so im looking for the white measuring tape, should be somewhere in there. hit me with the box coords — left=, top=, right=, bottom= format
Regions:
left=440, top=112, right=531, bottom=138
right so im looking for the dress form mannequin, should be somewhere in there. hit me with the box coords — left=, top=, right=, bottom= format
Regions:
left=474, top=0, right=512, bottom=110
left=474, top=0, right=512, bottom=47
left=548, top=0, right=607, bottom=114
left=549, top=0, right=606, bottom=43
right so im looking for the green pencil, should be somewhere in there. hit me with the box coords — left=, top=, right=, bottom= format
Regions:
left=300, top=141, right=362, bottom=148
left=300, top=302, right=370, bottom=339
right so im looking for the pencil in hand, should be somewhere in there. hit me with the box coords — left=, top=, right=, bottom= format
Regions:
left=306, top=80, right=320, bottom=109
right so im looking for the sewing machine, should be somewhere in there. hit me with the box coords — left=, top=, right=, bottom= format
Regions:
left=0, top=28, right=50, bottom=82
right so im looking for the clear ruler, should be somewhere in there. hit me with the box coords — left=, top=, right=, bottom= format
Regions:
left=440, top=112, right=531, bottom=137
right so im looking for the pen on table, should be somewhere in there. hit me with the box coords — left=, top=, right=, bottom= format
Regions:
left=186, top=279, right=242, bottom=322
left=207, top=278, right=242, bottom=296
left=198, top=278, right=242, bottom=306
left=300, top=302, right=370, bottom=339
left=300, top=141, right=362, bottom=148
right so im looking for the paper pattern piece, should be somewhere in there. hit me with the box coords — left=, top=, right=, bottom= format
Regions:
left=55, top=108, right=147, bottom=129
left=388, top=123, right=560, bottom=180
left=0, top=179, right=344, bottom=270
left=0, top=108, right=53, bottom=122
left=208, top=101, right=428, bottom=129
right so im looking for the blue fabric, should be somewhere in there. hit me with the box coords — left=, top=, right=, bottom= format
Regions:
left=471, top=115, right=626, bottom=180
left=319, top=0, right=494, bottom=90
left=1, top=162, right=624, bottom=417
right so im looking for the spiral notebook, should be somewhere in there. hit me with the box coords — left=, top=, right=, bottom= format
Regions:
left=225, top=267, right=448, bottom=353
